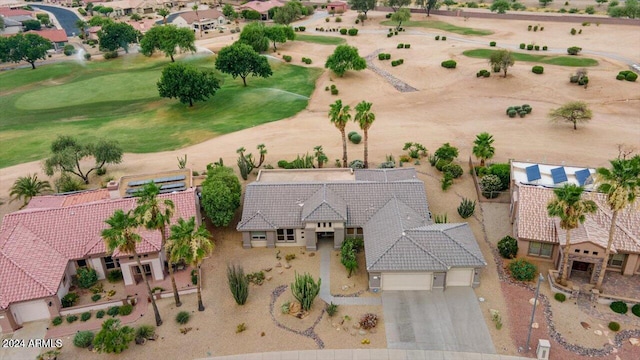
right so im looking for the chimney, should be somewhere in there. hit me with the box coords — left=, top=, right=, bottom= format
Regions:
left=107, top=181, right=120, bottom=199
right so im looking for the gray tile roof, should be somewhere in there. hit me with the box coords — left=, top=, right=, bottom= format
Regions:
left=301, top=186, right=347, bottom=222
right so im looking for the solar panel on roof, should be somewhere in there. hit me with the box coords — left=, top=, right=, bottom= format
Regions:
left=575, top=169, right=591, bottom=186
left=525, top=165, right=541, bottom=182
left=551, top=167, right=568, bottom=184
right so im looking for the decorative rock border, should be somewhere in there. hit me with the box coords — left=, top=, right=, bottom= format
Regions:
left=364, top=49, right=418, bottom=93
left=269, top=285, right=326, bottom=349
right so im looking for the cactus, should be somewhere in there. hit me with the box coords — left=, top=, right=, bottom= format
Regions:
left=457, top=198, right=476, bottom=219
left=227, top=265, right=249, bottom=305
left=291, top=272, right=321, bottom=311
left=177, top=154, right=187, bottom=169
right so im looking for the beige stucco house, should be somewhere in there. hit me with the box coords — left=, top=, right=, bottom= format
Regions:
left=171, top=9, right=226, bottom=32
left=237, top=168, right=487, bottom=292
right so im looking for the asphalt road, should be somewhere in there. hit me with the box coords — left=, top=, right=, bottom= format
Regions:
left=32, top=4, right=81, bottom=37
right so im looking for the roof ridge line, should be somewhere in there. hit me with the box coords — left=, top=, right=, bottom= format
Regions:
left=438, top=225, right=487, bottom=265
left=0, top=247, right=58, bottom=296
left=404, top=233, right=449, bottom=268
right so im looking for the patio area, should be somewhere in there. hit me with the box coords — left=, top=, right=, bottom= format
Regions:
left=571, top=271, right=640, bottom=301
left=124, top=264, right=197, bottom=298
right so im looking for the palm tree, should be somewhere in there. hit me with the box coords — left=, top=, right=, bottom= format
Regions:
left=328, top=100, right=352, bottom=168
left=593, top=155, right=640, bottom=290
left=168, top=217, right=214, bottom=311
left=354, top=101, right=375, bottom=169
left=102, top=210, right=163, bottom=326
left=134, top=183, right=180, bottom=306
left=75, top=19, right=88, bottom=39
left=547, top=184, right=598, bottom=286
left=9, top=174, right=52, bottom=209
left=192, top=4, right=202, bottom=38
left=157, top=8, right=170, bottom=25
left=472, top=132, right=495, bottom=167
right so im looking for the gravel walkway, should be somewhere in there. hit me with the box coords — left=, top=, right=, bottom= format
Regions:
left=364, top=49, right=419, bottom=93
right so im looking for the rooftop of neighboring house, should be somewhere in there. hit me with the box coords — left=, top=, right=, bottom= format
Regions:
left=0, top=7, right=33, bottom=18
left=93, top=0, right=150, bottom=10
left=239, top=0, right=286, bottom=14
left=26, top=29, right=68, bottom=43
left=127, top=19, right=157, bottom=33
left=511, top=160, right=596, bottom=189
left=175, top=8, right=224, bottom=24
left=515, top=184, right=640, bottom=254
left=0, top=188, right=198, bottom=310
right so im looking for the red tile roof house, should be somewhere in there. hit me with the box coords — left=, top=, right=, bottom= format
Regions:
left=327, top=1, right=348, bottom=14
left=0, top=188, right=199, bottom=333
left=25, top=29, right=68, bottom=51
left=238, top=0, right=287, bottom=20
left=510, top=161, right=640, bottom=289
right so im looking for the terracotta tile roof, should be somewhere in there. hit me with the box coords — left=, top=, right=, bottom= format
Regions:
left=0, top=8, right=33, bottom=17
left=239, top=0, right=285, bottom=14
left=516, top=185, right=640, bottom=254
left=177, top=9, right=224, bottom=24
left=27, top=189, right=111, bottom=209
left=26, top=29, right=68, bottom=43
left=0, top=189, right=198, bottom=309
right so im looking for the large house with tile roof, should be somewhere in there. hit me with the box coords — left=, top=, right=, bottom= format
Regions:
left=237, top=168, right=486, bottom=292
left=171, top=9, right=226, bottom=33
left=0, top=187, right=199, bottom=333
left=510, top=161, right=640, bottom=284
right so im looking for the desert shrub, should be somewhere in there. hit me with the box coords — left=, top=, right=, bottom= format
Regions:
left=480, top=174, right=502, bottom=198
left=96, top=310, right=106, bottom=318
left=532, top=66, right=544, bottom=74
left=386, top=13, right=392, bottom=18
left=527, top=44, right=533, bottom=50
left=119, top=304, right=133, bottom=316
left=397, top=43, right=404, bottom=49
left=616, top=73, right=626, bottom=80
left=81, top=312, right=92, bottom=322
left=443, top=163, right=463, bottom=179
left=441, top=173, right=453, bottom=191
left=348, top=131, right=358, bottom=140
left=475, top=166, right=490, bottom=177
left=570, top=28, right=577, bottom=35
left=62, top=292, right=79, bottom=308
left=585, top=6, right=595, bottom=14
left=227, top=264, right=249, bottom=305
left=404, top=44, right=410, bottom=48
left=467, top=1, right=479, bottom=7
left=291, top=272, right=321, bottom=311
left=442, top=36, right=447, bottom=40
left=489, top=163, right=511, bottom=190
left=508, top=258, right=537, bottom=281
left=66, top=314, right=79, bottom=323
left=349, top=160, right=365, bottom=169
left=107, top=306, right=120, bottom=317
left=107, top=269, right=123, bottom=282
left=52, top=316, right=63, bottom=326
left=490, top=41, right=496, bottom=47
left=608, top=322, right=621, bottom=331
left=534, top=45, right=540, bottom=50
left=519, top=43, right=525, bottom=49
left=283, top=55, right=292, bottom=62
left=335, top=16, right=342, bottom=22
left=350, top=133, right=362, bottom=144
left=63, top=44, right=75, bottom=56
left=378, top=53, right=387, bottom=60
left=533, top=25, right=539, bottom=31
left=246, top=271, right=266, bottom=285
left=477, top=69, right=490, bottom=77
left=622, top=71, right=637, bottom=82
left=528, top=25, right=532, bottom=31
left=176, top=311, right=190, bottom=324
left=74, top=331, right=94, bottom=348
left=77, top=267, right=98, bottom=289
left=359, top=313, right=378, bottom=329
left=554, top=293, right=566, bottom=302
left=435, top=35, right=440, bottom=40
left=610, top=301, right=628, bottom=314
left=441, top=60, right=456, bottom=69
left=277, top=160, right=290, bottom=169
left=457, top=198, right=476, bottom=218
left=435, top=158, right=451, bottom=171
left=326, top=302, right=339, bottom=317
left=543, top=45, right=548, bottom=50
left=331, top=88, right=338, bottom=95
left=348, top=28, right=358, bottom=36
left=340, top=28, right=347, bottom=35
left=507, top=109, right=517, bottom=118
left=632, top=304, right=640, bottom=317
left=379, top=161, right=395, bottom=168
left=497, top=236, right=518, bottom=259
left=434, top=143, right=459, bottom=163
left=96, top=167, right=107, bottom=176
left=103, top=51, right=118, bottom=59
left=567, top=46, right=582, bottom=55
left=302, top=57, right=312, bottom=64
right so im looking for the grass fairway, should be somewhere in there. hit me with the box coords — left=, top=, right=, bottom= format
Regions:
left=463, top=49, right=599, bottom=66
left=381, top=20, right=493, bottom=36
left=0, top=55, right=321, bottom=168
left=295, top=34, right=346, bottom=45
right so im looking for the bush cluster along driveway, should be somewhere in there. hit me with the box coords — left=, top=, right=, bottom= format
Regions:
left=0, top=55, right=320, bottom=168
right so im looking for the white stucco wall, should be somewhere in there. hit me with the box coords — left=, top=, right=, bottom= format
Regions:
left=11, top=300, right=50, bottom=325
left=90, top=258, right=106, bottom=280
left=172, top=17, right=190, bottom=28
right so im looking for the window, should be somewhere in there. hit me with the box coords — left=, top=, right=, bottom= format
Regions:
left=276, top=229, right=295, bottom=243
left=592, top=252, right=599, bottom=256
left=134, top=264, right=152, bottom=276
left=528, top=242, right=553, bottom=258
left=328, top=222, right=332, bottom=228
left=346, top=227, right=364, bottom=236
left=583, top=250, right=589, bottom=254
left=76, top=259, right=87, bottom=268
left=574, top=249, right=580, bottom=253
left=104, top=256, right=120, bottom=270
left=251, top=231, right=266, bottom=240
left=608, top=253, right=626, bottom=268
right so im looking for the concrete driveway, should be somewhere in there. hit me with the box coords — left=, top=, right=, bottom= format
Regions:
left=0, top=320, right=50, bottom=360
left=382, top=287, right=496, bottom=354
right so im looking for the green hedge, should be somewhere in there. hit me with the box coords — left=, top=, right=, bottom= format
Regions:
left=532, top=66, right=544, bottom=74
left=554, top=293, right=566, bottom=302
left=441, top=60, right=457, bottom=69
left=610, top=301, right=628, bottom=314
left=508, top=258, right=537, bottom=281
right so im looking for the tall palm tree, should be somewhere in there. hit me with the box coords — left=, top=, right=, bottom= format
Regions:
left=354, top=101, right=375, bottom=169
left=328, top=100, right=351, bottom=168
left=547, top=184, right=598, bottom=286
left=168, top=217, right=214, bottom=311
left=157, top=8, right=170, bottom=25
left=9, top=174, right=52, bottom=209
left=102, top=210, right=163, bottom=326
left=593, top=155, right=640, bottom=290
left=134, top=183, right=180, bottom=307
left=75, top=19, right=88, bottom=39
left=192, top=4, right=202, bottom=38
left=472, top=132, right=495, bottom=167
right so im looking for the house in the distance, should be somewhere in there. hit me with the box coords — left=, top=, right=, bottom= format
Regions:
left=327, top=1, right=348, bottom=14
left=0, top=171, right=198, bottom=334
left=510, top=161, right=640, bottom=284
left=238, top=0, right=286, bottom=20
left=171, top=8, right=226, bottom=32
left=237, top=168, right=487, bottom=292
left=26, top=29, right=68, bottom=50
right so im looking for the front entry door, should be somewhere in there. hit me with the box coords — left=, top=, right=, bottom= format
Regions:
left=433, top=272, right=446, bottom=290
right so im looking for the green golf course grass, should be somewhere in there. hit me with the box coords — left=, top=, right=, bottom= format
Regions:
left=381, top=20, right=493, bottom=36
left=295, top=34, right=346, bottom=45
left=463, top=49, right=599, bottom=66
left=0, top=55, right=321, bottom=168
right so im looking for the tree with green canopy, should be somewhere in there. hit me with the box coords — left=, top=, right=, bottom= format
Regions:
left=157, top=62, right=220, bottom=107
left=0, top=33, right=51, bottom=69
left=238, top=21, right=269, bottom=53
left=264, top=25, right=295, bottom=51
left=325, top=45, right=366, bottom=77
left=200, top=164, right=242, bottom=227
left=97, top=22, right=139, bottom=53
left=215, top=42, right=272, bottom=86
left=9, top=174, right=52, bottom=209
left=140, top=25, right=196, bottom=62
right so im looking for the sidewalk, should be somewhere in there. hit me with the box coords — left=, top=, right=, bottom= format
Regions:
left=196, top=349, right=533, bottom=360
left=318, top=241, right=382, bottom=306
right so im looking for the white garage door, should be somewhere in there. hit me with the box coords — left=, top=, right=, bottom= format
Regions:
left=11, top=300, right=50, bottom=325
left=382, top=272, right=432, bottom=291
left=446, top=268, right=473, bottom=287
